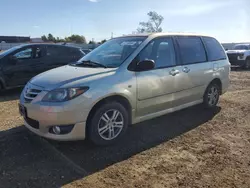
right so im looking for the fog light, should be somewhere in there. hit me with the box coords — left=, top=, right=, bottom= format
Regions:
left=52, top=126, right=61, bottom=135
left=49, top=125, right=74, bottom=135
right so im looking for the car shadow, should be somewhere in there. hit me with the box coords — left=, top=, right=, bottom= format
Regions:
left=0, top=88, right=23, bottom=102
left=231, top=66, right=249, bottom=72
left=0, top=105, right=221, bottom=188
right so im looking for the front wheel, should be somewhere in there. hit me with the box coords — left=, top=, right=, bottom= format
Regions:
left=88, top=102, right=129, bottom=146
left=203, top=83, right=220, bottom=108
left=244, top=59, right=250, bottom=70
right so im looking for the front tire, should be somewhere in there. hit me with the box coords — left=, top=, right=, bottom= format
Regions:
left=88, top=102, right=129, bottom=146
left=203, top=83, right=220, bottom=108
left=244, top=59, right=250, bottom=70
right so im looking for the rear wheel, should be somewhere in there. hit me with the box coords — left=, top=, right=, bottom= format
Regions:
left=88, top=102, right=129, bottom=146
left=203, top=83, right=220, bottom=108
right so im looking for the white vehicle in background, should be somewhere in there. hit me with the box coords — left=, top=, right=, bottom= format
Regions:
left=226, top=44, right=250, bottom=69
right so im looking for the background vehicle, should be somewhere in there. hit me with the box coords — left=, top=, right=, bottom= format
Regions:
left=0, top=44, right=84, bottom=90
left=226, top=44, right=250, bottom=69
left=19, top=33, right=230, bottom=146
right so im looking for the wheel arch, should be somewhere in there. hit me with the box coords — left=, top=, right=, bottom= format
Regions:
left=206, top=78, right=222, bottom=95
left=85, top=94, right=133, bottom=138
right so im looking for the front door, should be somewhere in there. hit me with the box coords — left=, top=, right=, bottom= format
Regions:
left=135, top=37, right=179, bottom=117
left=3, top=46, right=46, bottom=87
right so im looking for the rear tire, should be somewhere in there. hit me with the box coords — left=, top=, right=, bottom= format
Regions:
left=203, top=83, right=220, bottom=108
left=88, top=102, right=129, bottom=146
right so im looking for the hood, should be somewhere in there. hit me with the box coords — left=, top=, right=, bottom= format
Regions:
left=226, top=49, right=247, bottom=54
left=30, top=65, right=116, bottom=90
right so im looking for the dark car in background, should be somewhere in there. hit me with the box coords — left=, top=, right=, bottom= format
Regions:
left=0, top=44, right=85, bottom=90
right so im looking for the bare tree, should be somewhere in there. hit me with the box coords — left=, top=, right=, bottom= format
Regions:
left=137, top=11, right=164, bottom=33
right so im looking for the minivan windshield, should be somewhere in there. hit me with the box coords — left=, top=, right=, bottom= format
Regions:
left=75, top=36, right=147, bottom=68
left=233, top=45, right=249, bottom=50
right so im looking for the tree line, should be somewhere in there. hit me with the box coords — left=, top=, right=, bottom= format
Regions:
left=41, top=11, right=164, bottom=44
left=41, top=34, right=107, bottom=44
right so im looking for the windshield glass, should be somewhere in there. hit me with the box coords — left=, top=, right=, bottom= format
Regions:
left=76, top=36, right=146, bottom=68
left=233, top=45, right=249, bottom=50
left=0, top=46, right=22, bottom=56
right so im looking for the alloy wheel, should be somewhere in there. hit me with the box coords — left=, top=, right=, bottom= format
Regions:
left=98, top=109, right=124, bottom=140
left=207, top=86, right=219, bottom=106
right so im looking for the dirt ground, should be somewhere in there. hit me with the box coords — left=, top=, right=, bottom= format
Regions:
left=0, top=69, right=249, bottom=188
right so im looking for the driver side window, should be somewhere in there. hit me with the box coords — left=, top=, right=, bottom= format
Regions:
left=13, top=48, right=33, bottom=60
left=137, top=37, right=176, bottom=69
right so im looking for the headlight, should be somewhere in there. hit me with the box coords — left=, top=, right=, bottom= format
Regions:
left=42, top=87, right=89, bottom=102
left=238, top=53, right=244, bottom=59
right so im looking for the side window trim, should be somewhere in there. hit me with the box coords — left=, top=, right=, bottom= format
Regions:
left=175, top=36, right=208, bottom=66
left=200, top=37, right=209, bottom=61
left=128, top=36, right=178, bottom=71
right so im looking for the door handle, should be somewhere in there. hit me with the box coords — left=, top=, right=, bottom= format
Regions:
left=183, top=67, right=190, bottom=73
left=169, top=69, right=180, bottom=76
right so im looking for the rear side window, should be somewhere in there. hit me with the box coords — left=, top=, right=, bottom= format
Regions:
left=70, top=48, right=84, bottom=57
left=46, top=46, right=61, bottom=56
left=203, top=37, right=227, bottom=61
left=177, top=36, right=207, bottom=65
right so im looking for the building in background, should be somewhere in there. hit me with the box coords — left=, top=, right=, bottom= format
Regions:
left=31, top=38, right=44, bottom=43
left=0, top=36, right=30, bottom=43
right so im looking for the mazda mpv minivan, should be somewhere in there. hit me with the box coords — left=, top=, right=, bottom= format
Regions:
left=19, top=33, right=230, bottom=145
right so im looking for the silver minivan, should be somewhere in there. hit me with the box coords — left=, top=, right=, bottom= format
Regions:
left=19, top=33, right=230, bottom=145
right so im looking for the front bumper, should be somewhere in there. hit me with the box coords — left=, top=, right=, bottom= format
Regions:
left=19, top=85, right=91, bottom=141
left=24, top=119, right=86, bottom=141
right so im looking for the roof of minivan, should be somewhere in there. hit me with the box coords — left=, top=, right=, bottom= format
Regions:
left=116, top=32, right=212, bottom=38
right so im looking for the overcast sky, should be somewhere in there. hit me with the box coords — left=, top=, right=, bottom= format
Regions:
left=0, top=0, right=249, bottom=42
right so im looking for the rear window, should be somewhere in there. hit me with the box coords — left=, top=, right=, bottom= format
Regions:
left=46, top=46, right=61, bottom=56
left=203, top=37, right=227, bottom=61
left=177, top=36, right=207, bottom=65
left=46, top=46, right=71, bottom=56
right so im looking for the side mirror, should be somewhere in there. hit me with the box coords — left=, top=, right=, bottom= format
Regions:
left=136, top=59, right=155, bottom=71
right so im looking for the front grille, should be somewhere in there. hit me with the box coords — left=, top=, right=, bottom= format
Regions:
left=25, top=117, right=39, bottom=129
left=227, top=53, right=239, bottom=61
left=24, top=86, right=42, bottom=103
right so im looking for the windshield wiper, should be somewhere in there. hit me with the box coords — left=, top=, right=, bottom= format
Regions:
left=75, top=60, right=107, bottom=68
